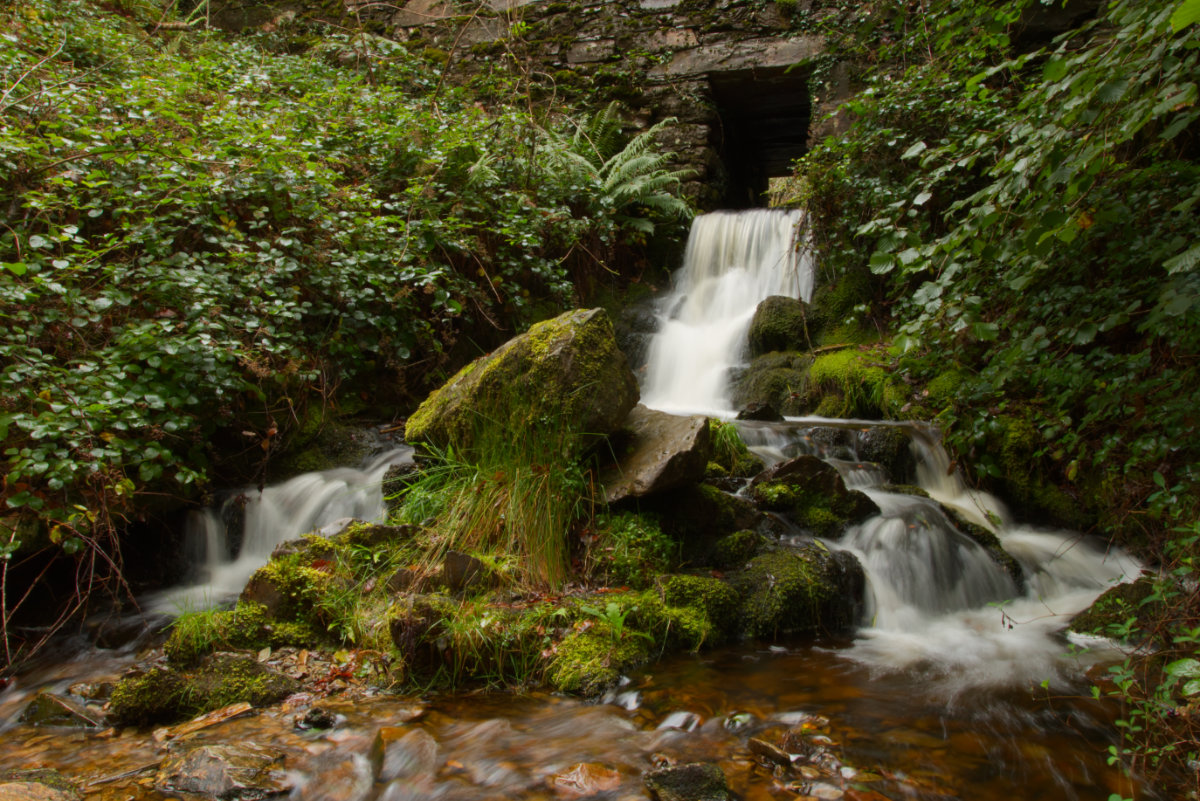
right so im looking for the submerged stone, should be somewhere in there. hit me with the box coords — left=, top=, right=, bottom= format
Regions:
left=155, top=743, right=290, bottom=800
left=404, top=308, right=639, bottom=453
left=643, top=762, right=731, bottom=801
left=600, top=405, right=713, bottom=503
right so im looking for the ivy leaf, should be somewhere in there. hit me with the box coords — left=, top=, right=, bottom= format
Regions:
left=1042, top=57, right=1068, bottom=83
left=1171, top=0, right=1200, bottom=31
left=901, top=141, right=927, bottom=160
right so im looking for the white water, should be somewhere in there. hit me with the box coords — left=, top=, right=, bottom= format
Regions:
left=641, top=209, right=813, bottom=415
left=146, top=447, right=412, bottom=614
left=637, top=207, right=1142, bottom=695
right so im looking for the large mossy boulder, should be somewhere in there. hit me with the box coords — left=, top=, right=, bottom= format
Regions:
left=729, top=351, right=811, bottom=416
left=404, top=308, right=639, bottom=452
left=747, top=295, right=820, bottom=357
left=748, top=455, right=879, bottom=537
left=599, top=405, right=713, bottom=503
left=730, top=546, right=865, bottom=638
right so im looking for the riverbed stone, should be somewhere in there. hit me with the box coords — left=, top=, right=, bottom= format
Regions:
left=155, top=743, right=290, bottom=800
left=748, top=295, right=817, bottom=357
left=0, top=783, right=77, bottom=801
left=855, top=425, right=916, bottom=483
left=404, top=308, right=639, bottom=454
left=372, top=726, right=440, bottom=781
left=643, top=762, right=731, bottom=801
left=600, top=405, right=712, bottom=503
left=19, top=691, right=103, bottom=728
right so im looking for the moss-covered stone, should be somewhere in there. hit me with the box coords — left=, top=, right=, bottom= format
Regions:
left=546, top=623, right=653, bottom=695
left=987, top=412, right=1092, bottom=531
left=109, top=654, right=298, bottom=727
left=730, top=546, right=865, bottom=639
left=710, top=529, right=764, bottom=570
left=747, top=455, right=879, bottom=537
left=942, top=508, right=1025, bottom=589
left=707, top=419, right=764, bottom=478
left=729, top=351, right=811, bottom=416
left=856, top=425, right=915, bottom=482
left=165, top=602, right=318, bottom=665
left=804, top=348, right=904, bottom=419
left=404, top=308, right=639, bottom=454
left=638, top=483, right=760, bottom=560
left=648, top=574, right=740, bottom=648
left=747, top=295, right=818, bottom=357
left=1070, top=576, right=1158, bottom=641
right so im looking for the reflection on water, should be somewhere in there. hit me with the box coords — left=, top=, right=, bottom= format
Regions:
left=0, top=642, right=1148, bottom=801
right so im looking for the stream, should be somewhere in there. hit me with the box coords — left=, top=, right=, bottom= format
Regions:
left=0, top=210, right=1152, bottom=800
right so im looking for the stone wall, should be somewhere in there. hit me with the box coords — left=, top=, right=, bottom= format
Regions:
left=359, top=0, right=832, bottom=207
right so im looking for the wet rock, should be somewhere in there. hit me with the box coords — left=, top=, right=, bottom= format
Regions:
left=855, top=426, right=915, bottom=483
left=291, top=754, right=372, bottom=801
left=748, top=737, right=791, bottom=766
left=386, top=566, right=420, bottom=594
left=709, top=529, right=764, bottom=570
left=748, top=455, right=879, bottom=537
left=91, top=614, right=154, bottom=650
left=942, top=507, right=1025, bottom=590
left=639, top=484, right=760, bottom=557
left=405, top=308, right=639, bottom=454
left=600, top=405, right=713, bottom=503
left=0, top=782, right=77, bottom=801
left=729, top=351, right=811, bottom=417
left=730, top=547, right=866, bottom=639
left=0, top=771, right=78, bottom=801
left=109, top=653, right=299, bottom=726
left=736, top=402, right=782, bottom=422
left=372, top=726, right=439, bottom=781
left=748, top=295, right=817, bottom=357
left=550, top=762, right=622, bottom=797
left=643, top=762, right=731, bottom=801
left=155, top=743, right=290, bottom=800
left=66, top=680, right=113, bottom=701
left=19, top=691, right=103, bottom=728
left=387, top=595, right=451, bottom=675
left=295, top=706, right=338, bottom=730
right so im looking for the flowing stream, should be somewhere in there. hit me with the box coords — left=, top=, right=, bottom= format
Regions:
left=0, top=209, right=1153, bottom=800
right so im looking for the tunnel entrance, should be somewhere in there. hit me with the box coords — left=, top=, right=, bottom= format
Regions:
left=709, top=65, right=813, bottom=208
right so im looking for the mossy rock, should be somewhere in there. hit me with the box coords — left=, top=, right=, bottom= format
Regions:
left=856, top=425, right=916, bottom=483
left=109, top=654, right=298, bottom=727
left=707, top=419, right=764, bottom=478
left=747, top=296, right=820, bottom=357
left=404, top=308, right=639, bottom=454
left=638, top=484, right=761, bottom=560
left=730, top=546, right=865, bottom=639
left=546, top=624, right=654, bottom=695
left=164, top=602, right=317, bottom=665
left=1070, top=576, right=1157, bottom=642
left=986, top=413, right=1092, bottom=531
left=747, top=455, right=879, bottom=537
left=710, top=529, right=764, bottom=570
left=729, top=351, right=811, bottom=416
left=803, top=348, right=903, bottom=419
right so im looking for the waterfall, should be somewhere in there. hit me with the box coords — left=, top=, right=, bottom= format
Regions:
left=146, top=447, right=413, bottom=614
left=640, top=209, right=813, bottom=415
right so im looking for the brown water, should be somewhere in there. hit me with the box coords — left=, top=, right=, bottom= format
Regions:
left=0, top=640, right=1146, bottom=801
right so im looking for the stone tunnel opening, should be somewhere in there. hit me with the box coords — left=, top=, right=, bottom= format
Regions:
left=708, top=65, right=813, bottom=208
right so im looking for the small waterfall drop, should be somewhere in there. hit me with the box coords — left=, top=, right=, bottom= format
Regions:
left=147, top=447, right=412, bottom=614
left=641, top=209, right=812, bottom=415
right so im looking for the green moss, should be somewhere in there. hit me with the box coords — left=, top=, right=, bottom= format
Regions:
left=547, top=623, right=652, bottom=695
left=731, top=546, right=864, bottom=639
left=750, top=477, right=875, bottom=538
left=710, top=529, right=763, bottom=569
left=109, top=654, right=298, bottom=727
left=648, top=574, right=739, bottom=648
left=589, top=512, right=675, bottom=589
left=708, top=420, right=764, bottom=477
left=806, top=348, right=901, bottom=419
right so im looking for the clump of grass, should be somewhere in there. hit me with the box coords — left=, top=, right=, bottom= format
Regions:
left=397, top=412, right=594, bottom=589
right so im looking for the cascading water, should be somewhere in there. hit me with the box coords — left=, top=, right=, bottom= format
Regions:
left=640, top=209, right=813, bottom=415
left=642, top=209, right=1141, bottom=695
left=147, top=446, right=413, bottom=614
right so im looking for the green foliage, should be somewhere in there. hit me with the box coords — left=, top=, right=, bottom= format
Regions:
left=586, top=511, right=675, bottom=589
left=396, top=413, right=593, bottom=589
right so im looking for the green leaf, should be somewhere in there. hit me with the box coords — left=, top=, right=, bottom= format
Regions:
left=1171, top=0, right=1200, bottom=31
left=1042, top=58, right=1068, bottom=83
left=901, top=141, right=927, bottom=160
left=970, top=322, right=1000, bottom=341
left=2, top=262, right=27, bottom=276
left=1164, top=244, right=1200, bottom=275
left=869, top=251, right=896, bottom=275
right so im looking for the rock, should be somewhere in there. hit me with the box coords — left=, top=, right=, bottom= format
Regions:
left=643, top=762, right=731, bottom=801
left=600, top=405, right=712, bottom=503
left=942, top=507, right=1025, bottom=590
left=386, top=566, right=420, bottom=594
left=748, top=455, right=879, bottom=537
left=736, top=402, right=782, bottom=422
left=382, top=462, right=421, bottom=515
left=729, top=351, right=811, bottom=416
left=549, top=762, right=622, bottom=797
left=747, top=295, right=815, bottom=357
left=748, top=737, right=791, bottom=766
left=730, top=547, right=866, bottom=639
left=109, top=653, right=298, bottom=726
left=155, top=743, right=290, bottom=800
left=295, top=706, right=338, bottom=730
left=291, top=754, right=372, bottom=801
left=854, top=426, right=915, bottom=483
left=372, top=727, right=440, bottom=781
left=19, top=691, right=103, bottom=728
left=709, top=529, right=764, bottom=570
left=443, top=550, right=491, bottom=593
left=0, top=783, right=77, bottom=801
left=404, top=308, right=639, bottom=454
left=639, top=484, right=761, bottom=556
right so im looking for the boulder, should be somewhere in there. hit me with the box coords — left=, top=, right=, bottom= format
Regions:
left=729, top=351, right=810, bottom=416
left=155, top=743, right=290, bottom=801
left=735, top=402, right=782, bottom=422
left=404, top=308, right=639, bottom=453
left=748, top=455, right=879, bottom=537
left=643, top=762, right=731, bottom=801
left=599, top=405, right=712, bottom=503
left=747, top=295, right=815, bottom=357
left=855, top=425, right=916, bottom=483
left=730, top=546, right=866, bottom=638
left=19, top=692, right=103, bottom=728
